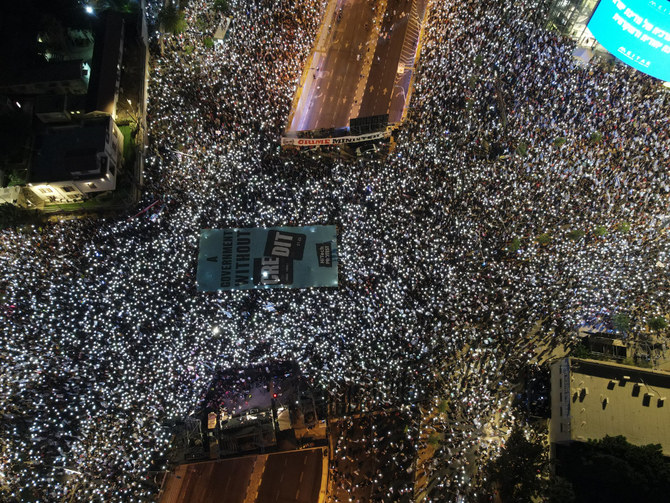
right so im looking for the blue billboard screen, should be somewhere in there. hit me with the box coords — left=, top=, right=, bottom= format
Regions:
left=587, top=0, right=670, bottom=81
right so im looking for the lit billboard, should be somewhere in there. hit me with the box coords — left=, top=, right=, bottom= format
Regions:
left=197, top=226, right=338, bottom=291
left=588, top=0, right=670, bottom=81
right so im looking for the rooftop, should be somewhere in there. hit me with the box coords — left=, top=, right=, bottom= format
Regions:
left=29, top=118, right=110, bottom=183
left=554, top=358, right=670, bottom=454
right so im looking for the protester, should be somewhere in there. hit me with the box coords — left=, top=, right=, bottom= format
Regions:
left=0, top=0, right=668, bottom=500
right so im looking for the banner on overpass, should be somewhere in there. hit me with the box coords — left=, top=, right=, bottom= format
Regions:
left=280, top=130, right=390, bottom=147
left=197, top=226, right=338, bottom=291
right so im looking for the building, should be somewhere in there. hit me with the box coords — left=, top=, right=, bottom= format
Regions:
left=26, top=116, right=122, bottom=204
left=0, top=2, right=149, bottom=211
left=86, top=11, right=125, bottom=117
left=0, top=60, right=90, bottom=97
left=546, top=0, right=600, bottom=45
left=550, top=357, right=670, bottom=456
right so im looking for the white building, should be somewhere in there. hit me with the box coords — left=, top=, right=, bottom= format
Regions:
left=27, top=115, right=123, bottom=204
left=550, top=357, right=670, bottom=456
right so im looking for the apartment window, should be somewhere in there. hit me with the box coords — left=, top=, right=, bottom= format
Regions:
left=559, top=392, right=562, bottom=402
left=559, top=406, right=563, bottom=416
left=560, top=423, right=563, bottom=433
left=39, top=187, right=53, bottom=194
left=61, top=186, right=75, bottom=193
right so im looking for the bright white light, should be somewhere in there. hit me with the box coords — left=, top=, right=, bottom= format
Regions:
left=85, top=5, right=94, bottom=14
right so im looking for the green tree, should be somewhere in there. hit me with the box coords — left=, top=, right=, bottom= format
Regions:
left=489, top=427, right=545, bottom=502
left=594, top=225, right=608, bottom=237
left=567, top=229, right=585, bottom=241
left=508, top=237, right=521, bottom=253
left=553, top=136, right=566, bottom=147
left=203, top=36, right=214, bottom=48
left=557, top=436, right=670, bottom=503
left=213, top=0, right=230, bottom=14
left=570, top=343, right=595, bottom=360
left=617, top=221, right=631, bottom=233
left=612, top=313, right=631, bottom=335
left=158, top=2, right=186, bottom=35
left=515, top=140, right=528, bottom=157
left=7, top=169, right=27, bottom=187
left=536, top=232, right=551, bottom=246
left=545, top=476, right=576, bottom=503
left=648, top=316, right=668, bottom=334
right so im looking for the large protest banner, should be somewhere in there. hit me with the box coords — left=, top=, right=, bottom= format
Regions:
left=197, top=226, right=338, bottom=291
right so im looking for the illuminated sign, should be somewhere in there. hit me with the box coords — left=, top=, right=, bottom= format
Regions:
left=588, top=0, right=670, bottom=81
left=197, top=226, right=338, bottom=291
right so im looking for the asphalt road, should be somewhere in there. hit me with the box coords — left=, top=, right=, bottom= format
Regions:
left=289, top=0, right=424, bottom=132
left=357, top=0, right=414, bottom=120
left=290, top=0, right=375, bottom=131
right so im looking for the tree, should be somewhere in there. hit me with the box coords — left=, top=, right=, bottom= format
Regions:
left=515, top=140, right=528, bottom=157
left=213, top=0, right=230, bottom=14
left=556, top=436, right=670, bottom=503
left=594, top=225, right=608, bottom=237
left=507, top=237, right=521, bottom=253
left=616, top=221, right=631, bottom=233
left=567, top=229, right=585, bottom=241
left=488, top=426, right=545, bottom=502
left=545, top=476, right=576, bottom=503
left=536, top=233, right=551, bottom=246
left=612, top=313, right=631, bottom=335
left=648, top=316, right=667, bottom=334
left=158, top=2, right=186, bottom=35
left=0, top=203, right=43, bottom=229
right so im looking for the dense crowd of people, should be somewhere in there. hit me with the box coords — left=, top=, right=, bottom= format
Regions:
left=0, top=0, right=668, bottom=500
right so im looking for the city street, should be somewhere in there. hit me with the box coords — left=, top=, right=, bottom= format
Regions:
left=288, top=0, right=425, bottom=132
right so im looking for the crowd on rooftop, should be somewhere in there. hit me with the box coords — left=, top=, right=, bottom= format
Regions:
left=0, top=0, right=668, bottom=501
